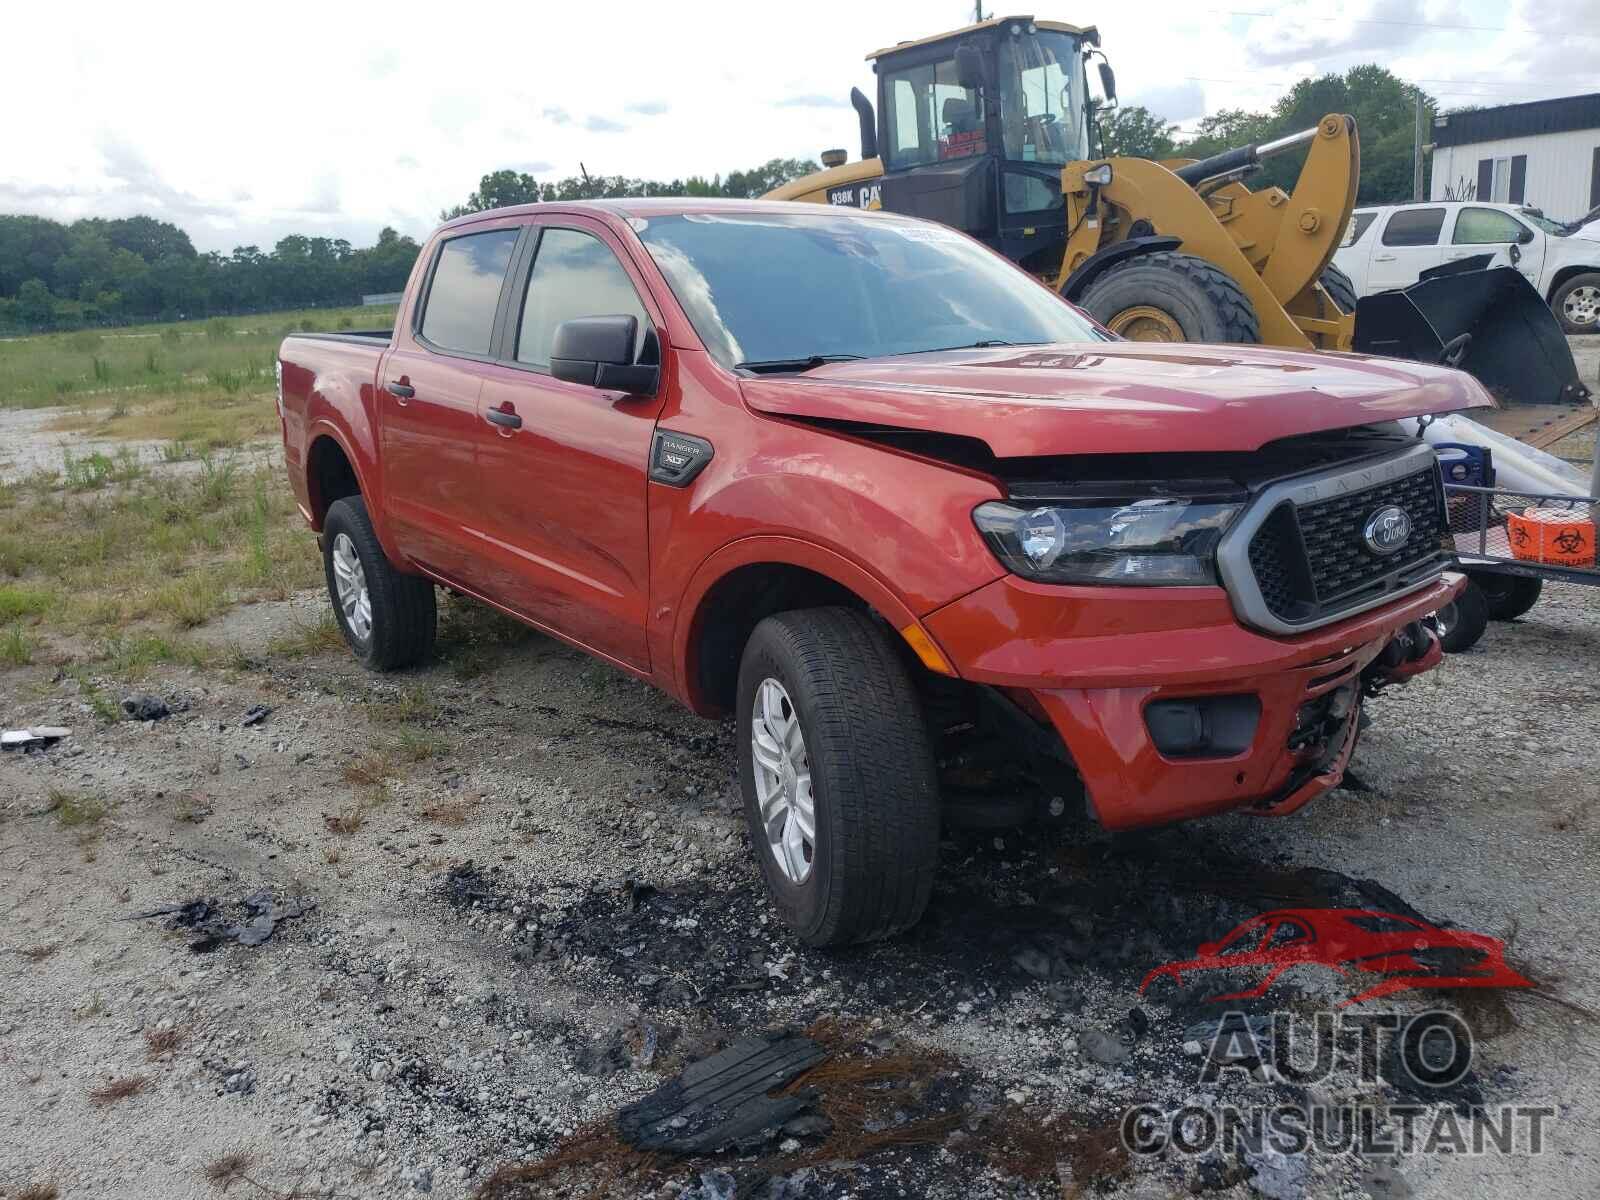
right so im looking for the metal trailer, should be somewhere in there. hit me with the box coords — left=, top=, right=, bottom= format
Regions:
left=1433, top=426, right=1600, bottom=650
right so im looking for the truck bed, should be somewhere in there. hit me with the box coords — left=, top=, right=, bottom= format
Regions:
left=290, top=330, right=392, bottom=347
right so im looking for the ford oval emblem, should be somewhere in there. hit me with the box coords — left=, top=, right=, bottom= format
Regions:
left=1363, top=505, right=1412, bottom=555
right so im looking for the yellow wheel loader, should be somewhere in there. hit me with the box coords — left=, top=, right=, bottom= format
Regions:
left=767, top=14, right=1590, bottom=407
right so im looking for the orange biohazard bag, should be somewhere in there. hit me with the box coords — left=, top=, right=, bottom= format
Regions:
left=1505, top=506, right=1597, bottom=567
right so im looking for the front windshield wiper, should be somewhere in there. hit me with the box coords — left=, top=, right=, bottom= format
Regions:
left=735, top=354, right=865, bottom=374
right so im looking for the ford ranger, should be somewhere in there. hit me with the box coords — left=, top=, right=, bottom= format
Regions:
left=277, top=199, right=1485, bottom=947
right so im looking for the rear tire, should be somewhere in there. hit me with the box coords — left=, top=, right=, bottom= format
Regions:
left=736, top=607, right=940, bottom=947
left=322, top=495, right=436, bottom=670
left=1080, top=251, right=1262, bottom=344
left=1469, top=571, right=1542, bottom=621
left=1320, top=264, right=1359, bottom=314
left=1434, top=578, right=1489, bottom=653
left=1551, top=272, right=1600, bottom=334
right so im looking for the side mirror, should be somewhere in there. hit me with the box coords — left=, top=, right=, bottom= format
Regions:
left=955, top=43, right=987, bottom=91
left=1097, top=61, right=1118, bottom=104
left=550, top=314, right=659, bottom=393
left=1508, top=242, right=1523, bottom=265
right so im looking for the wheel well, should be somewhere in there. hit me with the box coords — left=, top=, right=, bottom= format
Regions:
left=1547, top=265, right=1600, bottom=303
left=691, top=563, right=865, bottom=713
left=306, top=436, right=361, bottom=528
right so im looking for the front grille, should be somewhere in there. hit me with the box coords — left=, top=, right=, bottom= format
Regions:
left=1243, top=460, right=1447, bottom=627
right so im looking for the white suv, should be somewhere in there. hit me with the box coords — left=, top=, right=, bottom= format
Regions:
left=1334, top=201, right=1600, bottom=334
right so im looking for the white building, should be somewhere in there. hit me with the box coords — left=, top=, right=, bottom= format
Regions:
left=1430, top=93, right=1600, bottom=223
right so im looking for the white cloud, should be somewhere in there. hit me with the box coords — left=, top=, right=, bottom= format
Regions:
left=0, top=0, right=1589, bottom=253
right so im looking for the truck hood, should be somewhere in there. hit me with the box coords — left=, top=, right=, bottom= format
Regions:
left=739, top=342, right=1492, bottom=458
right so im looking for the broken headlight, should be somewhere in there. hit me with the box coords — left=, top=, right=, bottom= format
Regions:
left=972, top=497, right=1243, bottom=585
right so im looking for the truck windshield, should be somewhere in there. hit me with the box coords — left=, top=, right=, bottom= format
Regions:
left=635, top=211, right=1106, bottom=369
left=996, top=29, right=1088, bottom=165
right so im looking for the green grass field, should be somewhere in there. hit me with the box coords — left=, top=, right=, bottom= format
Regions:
left=0, top=305, right=397, bottom=682
left=0, top=303, right=397, bottom=410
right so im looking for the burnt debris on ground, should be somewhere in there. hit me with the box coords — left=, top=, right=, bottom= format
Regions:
left=130, top=888, right=315, bottom=952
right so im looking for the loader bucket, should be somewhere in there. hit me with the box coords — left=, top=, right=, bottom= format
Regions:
left=1353, top=264, right=1591, bottom=407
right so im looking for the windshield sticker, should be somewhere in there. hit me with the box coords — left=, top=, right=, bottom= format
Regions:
left=892, top=223, right=966, bottom=244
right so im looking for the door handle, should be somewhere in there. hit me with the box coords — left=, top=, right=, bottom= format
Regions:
left=387, top=380, right=415, bottom=399
left=1373, top=254, right=1397, bottom=262
left=485, top=406, right=522, bottom=430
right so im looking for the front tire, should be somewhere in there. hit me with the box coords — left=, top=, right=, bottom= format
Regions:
left=322, top=495, right=437, bottom=670
left=736, top=607, right=940, bottom=947
left=1079, top=251, right=1262, bottom=344
left=1551, top=272, right=1600, bottom=334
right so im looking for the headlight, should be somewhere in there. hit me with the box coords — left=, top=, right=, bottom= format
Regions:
left=973, top=496, right=1243, bottom=585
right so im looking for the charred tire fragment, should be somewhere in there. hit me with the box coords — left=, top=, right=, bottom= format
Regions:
left=1319, top=263, right=1359, bottom=314
left=322, top=495, right=436, bottom=670
left=1080, top=251, right=1262, bottom=344
left=736, top=607, right=940, bottom=947
left=1434, top=578, right=1489, bottom=653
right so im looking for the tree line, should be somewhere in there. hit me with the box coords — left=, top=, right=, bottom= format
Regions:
left=0, top=216, right=423, bottom=334
left=1099, top=66, right=1435, bottom=205
left=0, top=157, right=821, bottom=334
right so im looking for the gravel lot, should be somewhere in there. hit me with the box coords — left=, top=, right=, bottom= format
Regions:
left=3, top=576, right=1598, bottom=1199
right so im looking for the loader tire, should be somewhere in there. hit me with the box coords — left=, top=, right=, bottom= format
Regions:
left=1320, top=264, right=1359, bottom=314
left=1081, top=251, right=1262, bottom=345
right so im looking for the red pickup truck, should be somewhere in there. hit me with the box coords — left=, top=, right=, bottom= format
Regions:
left=277, top=199, right=1485, bottom=947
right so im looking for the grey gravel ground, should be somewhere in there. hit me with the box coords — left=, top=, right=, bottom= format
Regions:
left=2, top=578, right=1597, bottom=1200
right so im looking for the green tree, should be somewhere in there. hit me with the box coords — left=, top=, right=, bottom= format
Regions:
left=1098, top=106, right=1177, bottom=159
left=16, top=278, right=55, bottom=328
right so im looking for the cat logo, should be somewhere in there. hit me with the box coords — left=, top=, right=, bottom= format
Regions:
left=826, top=182, right=882, bottom=210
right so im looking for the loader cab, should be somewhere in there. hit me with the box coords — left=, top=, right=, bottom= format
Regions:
left=871, top=15, right=1097, bottom=272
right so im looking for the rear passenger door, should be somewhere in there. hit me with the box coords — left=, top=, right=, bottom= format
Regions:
left=472, top=219, right=666, bottom=670
left=381, top=221, right=524, bottom=585
left=1367, top=206, right=1449, bottom=293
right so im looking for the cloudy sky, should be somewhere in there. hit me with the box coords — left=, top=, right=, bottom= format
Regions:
left=3, top=0, right=1595, bottom=253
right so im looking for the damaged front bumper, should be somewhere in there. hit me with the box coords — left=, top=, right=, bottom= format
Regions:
left=923, top=573, right=1462, bottom=831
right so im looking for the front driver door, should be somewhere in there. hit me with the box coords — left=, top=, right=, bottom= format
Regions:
left=1445, top=206, right=1544, bottom=286
left=471, top=219, right=665, bottom=670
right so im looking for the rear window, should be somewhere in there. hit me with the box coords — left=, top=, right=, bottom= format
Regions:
left=419, top=228, right=521, bottom=355
left=1381, top=208, right=1446, bottom=247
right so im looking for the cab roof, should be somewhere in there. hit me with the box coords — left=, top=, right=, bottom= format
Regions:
left=436, top=196, right=907, bottom=234
left=866, top=15, right=1097, bottom=61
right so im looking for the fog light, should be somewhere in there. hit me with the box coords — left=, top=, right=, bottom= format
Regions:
left=1146, top=695, right=1261, bottom=758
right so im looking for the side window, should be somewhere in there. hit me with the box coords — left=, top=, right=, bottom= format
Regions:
left=1453, top=207, right=1533, bottom=245
left=1341, top=212, right=1377, bottom=248
left=515, top=228, right=651, bottom=369
left=418, top=229, right=520, bottom=355
left=1381, top=208, right=1447, bottom=247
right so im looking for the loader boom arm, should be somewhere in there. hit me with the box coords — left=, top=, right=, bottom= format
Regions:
left=1059, top=114, right=1359, bottom=349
